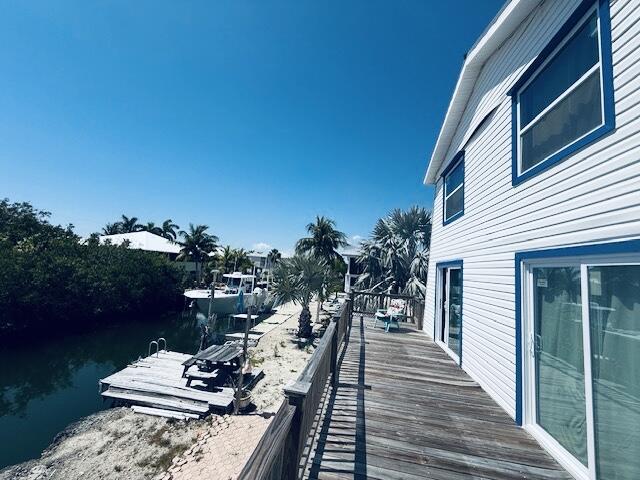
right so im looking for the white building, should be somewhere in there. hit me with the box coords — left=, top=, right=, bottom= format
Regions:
left=422, top=1, right=640, bottom=478
left=99, top=231, right=197, bottom=274
left=340, top=248, right=362, bottom=293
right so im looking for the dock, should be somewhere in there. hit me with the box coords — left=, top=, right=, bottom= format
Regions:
left=99, top=350, right=262, bottom=418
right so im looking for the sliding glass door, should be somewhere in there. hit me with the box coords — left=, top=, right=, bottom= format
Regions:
left=587, top=265, right=640, bottom=479
left=437, top=263, right=462, bottom=363
left=524, top=258, right=640, bottom=480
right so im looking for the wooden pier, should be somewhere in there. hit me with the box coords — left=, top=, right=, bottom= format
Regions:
left=99, top=350, right=261, bottom=418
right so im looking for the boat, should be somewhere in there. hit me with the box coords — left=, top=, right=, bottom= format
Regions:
left=184, top=272, right=270, bottom=316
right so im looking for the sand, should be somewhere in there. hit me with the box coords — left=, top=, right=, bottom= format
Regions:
left=0, top=301, right=325, bottom=480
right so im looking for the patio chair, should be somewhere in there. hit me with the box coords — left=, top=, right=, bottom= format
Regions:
left=373, top=299, right=407, bottom=332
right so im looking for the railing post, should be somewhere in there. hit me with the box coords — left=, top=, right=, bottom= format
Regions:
left=330, top=314, right=338, bottom=387
left=283, top=386, right=307, bottom=480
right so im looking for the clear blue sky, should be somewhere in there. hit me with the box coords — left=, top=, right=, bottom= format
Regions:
left=0, top=0, right=503, bottom=254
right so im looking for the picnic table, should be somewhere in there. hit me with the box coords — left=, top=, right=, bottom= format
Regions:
left=182, top=343, right=244, bottom=387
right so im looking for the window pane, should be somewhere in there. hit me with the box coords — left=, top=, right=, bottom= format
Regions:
left=445, top=185, right=463, bottom=220
left=445, top=160, right=464, bottom=195
left=520, top=12, right=599, bottom=126
left=588, top=265, right=640, bottom=480
left=533, top=267, right=588, bottom=465
left=448, top=268, right=462, bottom=357
left=521, top=70, right=602, bottom=172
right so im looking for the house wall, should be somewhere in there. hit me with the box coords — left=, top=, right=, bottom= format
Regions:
left=424, top=0, right=640, bottom=419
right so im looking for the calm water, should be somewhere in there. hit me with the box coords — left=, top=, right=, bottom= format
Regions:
left=0, top=312, right=207, bottom=469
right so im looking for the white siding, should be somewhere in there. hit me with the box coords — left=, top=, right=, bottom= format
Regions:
left=424, top=0, right=640, bottom=419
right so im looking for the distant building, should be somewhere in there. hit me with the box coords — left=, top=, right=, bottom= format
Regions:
left=340, top=248, right=362, bottom=293
left=99, top=231, right=196, bottom=274
left=248, top=252, right=268, bottom=271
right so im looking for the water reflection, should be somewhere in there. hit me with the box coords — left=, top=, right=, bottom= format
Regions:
left=0, top=312, right=204, bottom=469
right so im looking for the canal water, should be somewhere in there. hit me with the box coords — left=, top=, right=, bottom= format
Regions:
left=0, top=312, right=208, bottom=470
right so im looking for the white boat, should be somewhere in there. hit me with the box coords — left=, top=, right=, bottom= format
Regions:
left=184, top=272, right=269, bottom=316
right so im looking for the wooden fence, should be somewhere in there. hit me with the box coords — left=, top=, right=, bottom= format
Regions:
left=351, top=290, right=425, bottom=330
left=238, top=299, right=351, bottom=480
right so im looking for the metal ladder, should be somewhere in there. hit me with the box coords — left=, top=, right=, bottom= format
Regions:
left=148, top=337, right=167, bottom=357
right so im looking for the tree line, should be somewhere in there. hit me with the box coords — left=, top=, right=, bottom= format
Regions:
left=0, top=200, right=186, bottom=340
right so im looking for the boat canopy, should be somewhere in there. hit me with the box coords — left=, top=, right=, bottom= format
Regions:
left=222, top=272, right=255, bottom=279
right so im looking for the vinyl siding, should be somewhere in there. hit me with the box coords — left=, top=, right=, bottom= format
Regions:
left=424, top=0, right=640, bottom=419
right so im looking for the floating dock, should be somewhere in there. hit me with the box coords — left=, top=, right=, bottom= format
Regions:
left=99, top=350, right=261, bottom=418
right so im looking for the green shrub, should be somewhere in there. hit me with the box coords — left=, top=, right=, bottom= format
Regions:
left=0, top=199, right=186, bottom=338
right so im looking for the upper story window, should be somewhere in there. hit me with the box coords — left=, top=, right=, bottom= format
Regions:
left=510, top=0, right=615, bottom=186
left=443, top=151, right=464, bottom=225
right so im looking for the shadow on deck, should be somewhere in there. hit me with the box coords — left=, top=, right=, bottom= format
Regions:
left=303, top=316, right=571, bottom=480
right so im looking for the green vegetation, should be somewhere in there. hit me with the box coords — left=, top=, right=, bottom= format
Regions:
left=175, top=223, right=218, bottom=282
left=356, top=206, right=432, bottom=297
left=207, top=245, right=253, bottom=278
left=101, top=215, right=180, bottom=240
left=271, top=216, right=349, bottom=338
left=0, top=199, right=186, bottom=339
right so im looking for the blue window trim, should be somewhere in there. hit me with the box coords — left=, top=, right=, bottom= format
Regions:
left=514, top=239, right=640, bottom=426
left=435, top=259, right=463, bottom=366
left=509, top=0, right=615, bottom=187
left=441, top=150, right=465, bottom=226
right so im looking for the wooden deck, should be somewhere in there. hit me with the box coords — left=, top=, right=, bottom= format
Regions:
left=302, top=316, right=571, bottom=480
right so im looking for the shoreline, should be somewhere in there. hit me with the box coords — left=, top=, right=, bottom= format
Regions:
left=1, top=301, right=323, bottom=480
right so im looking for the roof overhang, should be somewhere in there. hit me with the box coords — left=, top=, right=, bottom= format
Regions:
left=423, top=0, right=543, bottom=185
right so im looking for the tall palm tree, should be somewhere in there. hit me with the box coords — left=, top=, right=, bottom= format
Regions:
left=120, top=215, right=143, bottom=233
left=176, top=224, right=219, bottom=282
left=102, top=222, right=122, bottom=235
left=271, top=254, right=327, bottom=338
left=142, top=222, right=164, bottom=236
left=161, top=219, right=180, bottom=241
left=356, top=206, right=431, bottom=297
left=295, top=216, right=348, bottom=265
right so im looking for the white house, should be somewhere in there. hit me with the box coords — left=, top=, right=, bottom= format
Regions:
left=422, top=0, right=640, bottom=479
left=99, top=231, right=197, bottom=274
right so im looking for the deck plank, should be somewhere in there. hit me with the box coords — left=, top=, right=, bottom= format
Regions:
left=302, top=317, right=571, bottom=480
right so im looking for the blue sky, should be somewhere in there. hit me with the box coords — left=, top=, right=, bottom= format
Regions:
left=0, top=0, right=503, bottom=254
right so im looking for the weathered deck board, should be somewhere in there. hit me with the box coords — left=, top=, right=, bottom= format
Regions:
left=303, top=317, right=571, bottom=480
left=100, top=350, right=237, bottom=415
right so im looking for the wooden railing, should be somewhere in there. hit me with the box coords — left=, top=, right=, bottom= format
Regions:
left=351, top=290, right=425, bottom=330
left=238, top=299, right=352, bottom=480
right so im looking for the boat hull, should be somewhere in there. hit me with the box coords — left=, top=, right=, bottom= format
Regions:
left=184, top=289, right=268, bottom=316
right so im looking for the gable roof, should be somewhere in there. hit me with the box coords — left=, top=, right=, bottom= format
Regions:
left=99, top=231, right=180, bottom=254
left=423, top=0, right=543, bottom=185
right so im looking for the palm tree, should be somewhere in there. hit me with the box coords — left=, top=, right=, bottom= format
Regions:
left=232, top=248, right=253, bottom=273
left=161, top=219, right=180, bottom=241
left=271, top=254, right=327, bottom=338
left=120, top=215, right=143, bottom=233
left=214, top=245, right=236, bottom=274
left=102, top=222, right=122, bottom=235
left=356, top=206, right=431, bottom=297
left=176, top=224, right=219, bottom=282
left=267, top=248, right=282, bottom=268
left=142, top=222, right=164, bottom=236
left=295, top=216, right=348, bottom=265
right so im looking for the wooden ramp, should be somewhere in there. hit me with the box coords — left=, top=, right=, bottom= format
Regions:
left=100, top=350, right=259, bottom=417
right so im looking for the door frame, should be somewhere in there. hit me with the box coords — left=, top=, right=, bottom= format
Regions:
left=435, top=260, right=463, bottom=365
left=515, top=239, right=640, bottom=480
